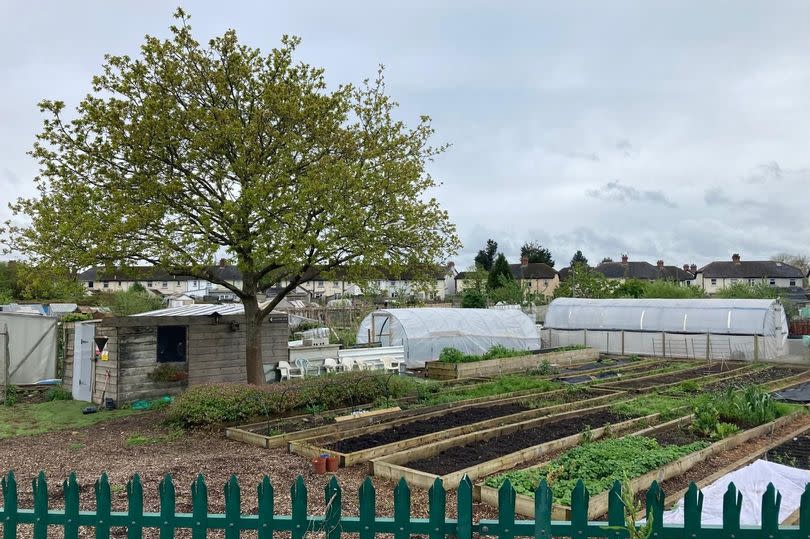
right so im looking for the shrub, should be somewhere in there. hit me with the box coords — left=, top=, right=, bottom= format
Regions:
left=437, top=345, right=529, bottom=364
left=166, top=371, right=422, bottom=428
left=45, top=386, right=73, bottom=401
left=148, top=364, right=187, bottom=382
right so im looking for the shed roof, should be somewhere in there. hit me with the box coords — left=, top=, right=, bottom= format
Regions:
left=133, top=304, right=284, bottom=317
left=698, top=261, right=804, bottom=279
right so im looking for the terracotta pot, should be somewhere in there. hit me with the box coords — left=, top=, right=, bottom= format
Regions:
left=311, top=457, right=327, bottom=475
left=326, top=455, right=340, bottom=472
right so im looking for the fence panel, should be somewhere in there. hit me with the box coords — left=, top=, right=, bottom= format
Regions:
left=0, top=471, right=808, bottom=538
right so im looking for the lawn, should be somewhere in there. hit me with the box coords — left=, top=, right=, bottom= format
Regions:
left=0, top=400, right=139, bottom=439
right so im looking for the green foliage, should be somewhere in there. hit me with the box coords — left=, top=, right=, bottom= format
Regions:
left=603, top=477, right=656, bottom=539
left=692, top=386, right=793, bottom=433
left=45, top=386, right=73, bottom=402
left=715, top=282, right=780, bottom=299
left=0, top=400, right=137, bottom=439
left=61, top=313, right=93, bottom=323
left=521, top=241, right=554, bottom=267
left=487, top=254, right=514, bottom=290
left=640, top=280, right=706, bottom=299
left=485, top=436, right=709, bottom=505
left=100, top=288, right=165, bottom=316
left=166, top=371, right=422, bottom=428
left=420, top=375, right=559, bottom=405
left=615, top=279, right=646, bottom=298
left=570, top=250, right=588, bottom=267
left=437, top=345, right=529, bottom=364
left=3, top=385, right=18, bottom=406
left=691, top=401, right=720, bottom=437
left=554, top=263, right=617, bottom=299
left=147, top=364, right=187, bottom=382
left=610, top=394, right=689, bottom=421
left=3, top=9, right=460, bottom=384
left=461, top=288, right=487, bottom=308
left=474, top=239, right=498, bottom=271
left=332, top=328, right=357, bottom=347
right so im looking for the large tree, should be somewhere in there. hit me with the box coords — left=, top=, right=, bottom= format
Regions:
left=487, top=253, right=514, bottom=290
left=570, top=250, right=588, bottom=267
left=520, top=241, right=554, bottom=267
left=474, top=239, right=498, bottom=271
left=3, top=11, right=459, bottom=384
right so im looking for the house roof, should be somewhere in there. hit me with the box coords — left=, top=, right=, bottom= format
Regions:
left=509, top=263, right=557, bottom=280
left=594, top=261, right=693, bottom=281
left=698, top=261, right=804, bottom=279
left=78, top=265, right=243, bottom=282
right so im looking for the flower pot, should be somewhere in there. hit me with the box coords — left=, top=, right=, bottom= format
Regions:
left=311, top=457, right=327, bottom=475
left=326, top=455, right=340, bottom=472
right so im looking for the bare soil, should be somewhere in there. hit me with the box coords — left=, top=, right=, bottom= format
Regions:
left=406, top=409, right=625, bottom=474
left=699, top=367, right=807, bottom=393
left=328, top=401, right=531, bottom=452
left=0, top=411, right=501, bottom=538
left=608, top=362, right=744, bottom=389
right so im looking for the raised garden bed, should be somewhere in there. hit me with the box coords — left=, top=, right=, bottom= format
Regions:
left=556, top=360, right=694, bottom=384
left=598, top=361, right=749, bottom=391
left=289, top=388, right=623, bottom=466
left=683, top=366, right=809, bottom=394
left=477, top=411, right=801, bottom=519
left=426, top=346, right=599, bottom=380
left=369, top=402, right=654, bottom=489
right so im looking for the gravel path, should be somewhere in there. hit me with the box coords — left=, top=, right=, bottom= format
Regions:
left=0, top=411, right=499, bottom=538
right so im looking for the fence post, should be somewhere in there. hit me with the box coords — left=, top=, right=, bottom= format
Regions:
left=583, top=329, right=588, bottom=347
left=497, top=480, right=516, bottom=539
left=159, top=474, right=176, bottom=539
left=457, top=476, right=473, bottom=539
left=761, top=483, right=781, bottom=537
left=257, top=476, right=275, bottom=539
left=393, top=478, right=412, bottom=539
left=534, top=480, right=553, bottom=539
left=64, top=473, right=80, bottom=539
left=722, top=483, right=742, bottom=539
left=291, top=476, right=308, bottom=539
left=127, top=474, right=144, bottom=539
left=192, top=475, right=208, bottom=539
left=621, top=330, right=625, bottom=356
left=570, top=481, right=589, bottom=539
left=1, top=471, right=18, bottom=539
left=358, top=478, right=376, bottom=539
left=661, top=332, right=666, bottom=358
left=32, top=471, right=48, bottom=539
left=428, top=478, right=446, bottom=539
left=754, top=336, right=760, bottom=362
left=324, top=476, right=342, bottom=539
left=225, top=475, right=241, bottom=539
left=706, top=333, right=711, bottom=360
left=95, top=473, right=111, bottom=539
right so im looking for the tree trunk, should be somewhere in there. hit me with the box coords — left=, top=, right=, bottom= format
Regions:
left=243, top=295, right=265, bottom=385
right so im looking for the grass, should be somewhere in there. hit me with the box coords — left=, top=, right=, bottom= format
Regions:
left=0, top=400, right=139, bottom=439
left=610, top=394, right=693, bottom=421
left=125, top=429, right=183, bottom=447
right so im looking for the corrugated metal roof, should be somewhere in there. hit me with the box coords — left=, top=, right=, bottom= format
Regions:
left=132, top=303, right=286, bottom=317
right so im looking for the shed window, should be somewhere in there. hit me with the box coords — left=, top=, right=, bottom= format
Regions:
left=103, top=281, right=109, bottom=288
left=710, top=278, right=717, bottom=285
left=157, top=326, right=187, bottom=363
left=790, top=280, right=796, bottom=286
left=88, top=281, right=94, bottom=288
left=147, top=281, right=153, bottom=288
left=770, top=279, right=776, bottom=285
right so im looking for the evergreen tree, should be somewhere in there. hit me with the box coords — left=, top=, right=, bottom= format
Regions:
left=487, top=253, right=514, bottom=290
left=474, top=239, right=498, bottom=271
left=520, top=242, right=554, bottom=266
left=570, top=250, right=589, bottom=267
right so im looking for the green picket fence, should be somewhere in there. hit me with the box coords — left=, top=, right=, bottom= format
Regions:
left=1, top=471, right=809, bottom=538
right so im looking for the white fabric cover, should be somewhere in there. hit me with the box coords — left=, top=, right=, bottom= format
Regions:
left=356, top=308, right=541, bottom=367
left=0, top=313, right=58, bottom=384
left=661, top=459, right=810, bottom=525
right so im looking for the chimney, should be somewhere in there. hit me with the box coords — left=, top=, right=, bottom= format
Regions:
left=690, top=264, right=697, bottom=273
left=521, top=256, right=529, bottom=266
left=621, top=254, right=629, bottom=265
left=732, top=253, right=741, bottom=264
left=219, top=258, right=226, bottom=268
left=683, top=264, right=689, bottom=272
left=657, top=260, right=664, bottom=269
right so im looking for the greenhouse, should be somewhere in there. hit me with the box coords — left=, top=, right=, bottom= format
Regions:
left=356, top=308, right=541, bottom=367
left=543, top=298, right=789, bottom=361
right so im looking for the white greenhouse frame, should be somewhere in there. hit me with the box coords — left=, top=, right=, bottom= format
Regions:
left=356, top=308, right=541, bottom=367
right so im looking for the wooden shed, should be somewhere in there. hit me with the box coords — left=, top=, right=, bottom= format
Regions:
left=63, top=305, right=288, bottom=404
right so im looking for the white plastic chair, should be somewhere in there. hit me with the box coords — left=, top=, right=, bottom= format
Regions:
left=295, top=358, right=320, bottom=378
left=340, top=358, right=359, bottom=371
left=381, top=356, right=402, bottom=374
left=279, top=360, right=303, bottom=381
left=323, top=357, right=341, bottom=373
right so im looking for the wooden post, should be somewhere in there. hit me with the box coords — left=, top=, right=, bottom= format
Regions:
left=606, top=333, right=610, bottom=354
left=754, top=335, right=759, bottom=362
left=706, top=332, right=711, bottom=360
left=2, top=324, right=9, bottom=405
left=583, top=329, right=588, bottom=347
left=661, top=332, right=666, bottom=358
left=621, top=330, right=625, bottom=356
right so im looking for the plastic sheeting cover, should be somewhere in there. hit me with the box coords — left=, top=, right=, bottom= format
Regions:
left=659, top=459, right=810, bottom=525
left=546, top=298, right=788, bottom=341
left=773, top=382, right=810, bottom=403
left=356, top=308, right=540, bottom=367
left=0, top=313, right=58, bottom=385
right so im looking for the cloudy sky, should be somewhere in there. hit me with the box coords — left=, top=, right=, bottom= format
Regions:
left=2, top=1, right=809, bottom=269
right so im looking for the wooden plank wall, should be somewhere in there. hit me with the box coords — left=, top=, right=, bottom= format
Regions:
left=117, top=325, right=185, bottom=403
left=187, top=318, right=288, bottom=385
left=62, top=323, right=75, bottom=389
left=91, top=324, right=118, bottom=404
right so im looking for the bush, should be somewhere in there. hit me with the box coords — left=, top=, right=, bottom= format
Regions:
left=148, top=364, right=187, bottom=382
left=437, top=345, right=529, bottom=364
left=45, top=386, right=73, bottom=401
left=166, top=371, right=421, bottom=428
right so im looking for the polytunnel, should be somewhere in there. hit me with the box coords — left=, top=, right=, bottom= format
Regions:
left=543, top=298, right=788, bottom=360
left=356, top=308, right=540, bottom=367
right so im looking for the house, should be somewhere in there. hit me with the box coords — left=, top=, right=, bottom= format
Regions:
left=77, top=260, right=243, bottom=298
left=593, top=255, right=693, bottom=284
left=693, top=254, right=806, bottom=294
left=455, top=258, right=560, bottom=299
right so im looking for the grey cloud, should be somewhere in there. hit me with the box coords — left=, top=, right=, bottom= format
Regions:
left=586, top=180, right=677, bottom=208
left=563, top=150, right=599, bottom=162
left=1, top=168, right=20, bottom=186
left=704, top=187, right=731, bottom=206
left=615, top=139, right=633, bottom=156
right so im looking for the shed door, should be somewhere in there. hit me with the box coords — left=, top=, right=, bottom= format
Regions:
left=72, top=322, right=94, bottom=402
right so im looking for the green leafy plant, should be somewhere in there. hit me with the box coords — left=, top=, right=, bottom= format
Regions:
left=691, top=401, right=720, bottom=437
left=580, top=425, right=593, bottom=444
left=602, top=477, right=655, bottom=539
left=713, top=422, right=740, bottom=439
left=3, top=385, right=18, bottom=406
left=437, top=345, right=530, bottom=364
left=45, top=386, right=73, bottom=401
left=147, top=364, right=187, bottom=383
left=485, top=436, right=709, bottom=506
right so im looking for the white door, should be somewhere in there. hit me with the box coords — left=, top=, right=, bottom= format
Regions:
left=71, top=322, right=94, bottom=402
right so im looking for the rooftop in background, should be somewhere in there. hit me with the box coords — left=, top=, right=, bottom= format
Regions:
left=132, top=304, right=283, bottom=317
left=594, top=256, right=693, bottom=281
left=698, top=254, right=805, bottom=279
left=78, top=263, right=242, bottom=282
